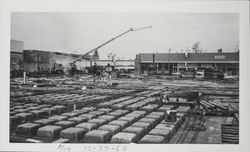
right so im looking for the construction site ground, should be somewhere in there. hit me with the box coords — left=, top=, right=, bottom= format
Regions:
left=9, top=75, right=239, bottom=144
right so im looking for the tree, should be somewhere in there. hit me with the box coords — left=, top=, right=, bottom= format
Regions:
left=192, top=42, right=202, bottom=53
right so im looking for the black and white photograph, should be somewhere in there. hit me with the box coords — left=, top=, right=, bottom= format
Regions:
left=1, top=0, right=250, bottom=152
left=9, top=12, right=240, bottom=144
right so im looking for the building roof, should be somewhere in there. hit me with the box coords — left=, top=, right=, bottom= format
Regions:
left=138, top=52, right=239, bottom=63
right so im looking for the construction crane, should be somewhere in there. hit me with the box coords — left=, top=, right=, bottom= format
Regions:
left=68, top=26, right=152, bottom=75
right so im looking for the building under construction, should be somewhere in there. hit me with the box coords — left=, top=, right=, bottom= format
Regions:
left=9, top=38, right=239, bottom=144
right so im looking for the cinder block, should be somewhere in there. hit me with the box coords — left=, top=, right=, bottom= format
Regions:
left=88, top=118, right=109, bottom=126
left=54, top=121, right=76, bottom=129
left=131, top=122, right=151, bottom=131
left=98, top=115, right=116, bottom=122
left=111, top=132, right=138, bottom=143
left=123, top=126, right=146, bottom=139
left=148, top=128, right=171, bottom=142
left=139, top=135, right=165, bottom=144
left=37, top=125, right=63, bottom=139
left=98, top=125, right=122, bottom=136
left=15, top=123, right=41, bottom=137
left=48, top=115, right=68, bottom=122
left=85, top=130, right=112, bottom=143
left=109, top=120, right=129, bottom=129
left=61, top=112, right=80, bottom=118
left=75, top=123, right=98, bottom=131
left=79, top=114, right=97, bottom=120
left=68, top=117, right=88, bottom=124
left=34, top=119, right=57, bottom=126
left=60, top=127, right=87, bottom=142
left=118, top=116, right=137, bottom=125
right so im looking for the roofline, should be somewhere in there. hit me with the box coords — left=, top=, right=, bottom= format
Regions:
left=141, top=61, right=239, bottom=63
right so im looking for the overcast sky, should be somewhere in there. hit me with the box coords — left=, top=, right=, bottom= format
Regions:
left=11, top=12, right=239, bottom=60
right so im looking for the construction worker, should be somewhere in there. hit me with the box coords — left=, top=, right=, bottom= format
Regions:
left=105, top=63, right=112, bottom=86
left=92, top=62, right=98, bottom=85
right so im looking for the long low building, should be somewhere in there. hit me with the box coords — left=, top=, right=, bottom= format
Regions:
left=134, top=52, right=239, bottom=75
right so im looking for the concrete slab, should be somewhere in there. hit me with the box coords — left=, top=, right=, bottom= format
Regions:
left=138, top=118, right=157, bottom=129
left=15, top=113, right=35, bottom=121
left=68, top=117, right=88, bottom=124
left=53, top=138, right=70, bottom=143
left=111, top=132, right=138, bottom=143
left=30, top=110, right=48, bottom=118
left=89, top=110, right=106, bottom=117
left=15, top=123, right=41, bottom=137
left=98, top=115, right=116, bottom=122
left=48, top=115, right=68, bottom=122
left=61, top=112, right=80, bottom=118
left=79, top=114, right=97, bottom=120
left=131, top=122, right=151, bottom=131
left=85, top=130, right=112, bottom=143
left=150, top=112, right=165, bottom=117
left=41, top=107, right=58, bottom=116
left=139, top=135, right=165, bottom=144
left=107, top=112, right=124, bottom=117
left=97, top=108, right=112, bottom=114
left=114, top=110, right=129, bottom=115
left=37, top=125, right=63, bottom=139
left=27, top=106, right=41, bottom=110
left=98, top=125, right=122, bottom=136
left=88, top=118, right=109, bottom=126
left=34, top=119, right=57, bottom=126
left=141, top=104, right=159, bottom=112
left=60, top=127, right=86, bottom=142
left=81, top=107, right=96, bottom=112
left=54, top=121, right=76, bottom=129
left=109, top=120, right=130, bottom=129
left=14, top=109, right=29, bottom=113
left=148, top=128, right=171, bottom=142
left=75, top=123, right=98, bottom=131
left=10, top=116, right=23, bottom=127
left=123, top=126, right=146, bottom=139
left=155, top=124, right=174, bottom=135
left=125, top=113, right=142, bottom=121
left=118, top=116, right=137, bottom=125
left=145, top=114, right=163, bottom=123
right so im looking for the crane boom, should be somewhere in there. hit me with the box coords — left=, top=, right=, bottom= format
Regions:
left=72, top=26, right=152, bottom=64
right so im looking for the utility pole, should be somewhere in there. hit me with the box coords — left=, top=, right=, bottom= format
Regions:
left=168, top=48, right=171, bottom=74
